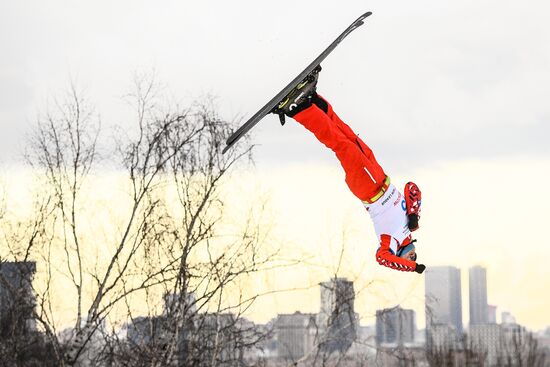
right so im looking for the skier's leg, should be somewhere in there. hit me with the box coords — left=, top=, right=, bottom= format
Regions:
left=314, top=94, right=384, bottom=171
left=292, top=104, right=387, bottom=202
left=313, top=94, right=358, bottom=142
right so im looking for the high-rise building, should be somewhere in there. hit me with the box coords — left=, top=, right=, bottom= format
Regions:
left=425, top=266, right=463, bottom=345
left=273, top=312, right=317, bottom=360
left=317, top=277, right=357, bottom=353
left=0, top=261, right=37, bottom=332
left=487, top=304, right=497, bottom=324
left=469, top=266, right=488, bottom=325
left=375, top=306, right=415, bottom=346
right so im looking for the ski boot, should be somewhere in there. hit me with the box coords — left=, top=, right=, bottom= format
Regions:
left=272, top=65, right=322, bottom=125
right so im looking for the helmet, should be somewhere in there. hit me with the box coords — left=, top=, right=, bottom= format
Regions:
left=404, top=182, right=421, bottom=231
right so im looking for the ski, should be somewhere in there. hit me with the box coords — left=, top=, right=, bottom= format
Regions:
left=223, top=11, right=372, bottom=154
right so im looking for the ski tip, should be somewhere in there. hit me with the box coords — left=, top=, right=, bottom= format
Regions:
left=356, top=11, right=372, bottom=25
left=222, top=138, right=235, bottom=154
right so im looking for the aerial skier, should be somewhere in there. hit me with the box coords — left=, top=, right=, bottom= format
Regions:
left=273, top=66, right=426, bottom=274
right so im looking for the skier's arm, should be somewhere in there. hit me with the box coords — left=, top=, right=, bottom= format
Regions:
left=375, top=234, right=418, bottom=272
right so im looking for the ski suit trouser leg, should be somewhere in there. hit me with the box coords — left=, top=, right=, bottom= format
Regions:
left=292, top=97, right=387, bottom=202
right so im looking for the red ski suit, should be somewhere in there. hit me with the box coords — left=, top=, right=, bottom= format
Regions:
left=293, top=97, right=417, bottom=272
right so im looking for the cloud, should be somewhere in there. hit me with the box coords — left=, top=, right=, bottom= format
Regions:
left=1, top=0, right=548, bottom=167
left=0, top=73, right=33, bottom=161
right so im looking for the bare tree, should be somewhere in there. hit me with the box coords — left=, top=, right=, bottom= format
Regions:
left=0, top=74, right=284, bottom=366
left=0, top=180, right=64, bottom=364
left=497, top=325, right=547, bottom=367
left=101, top=76, right=278, bottom=366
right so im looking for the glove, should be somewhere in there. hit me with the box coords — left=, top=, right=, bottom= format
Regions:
left=414, top=263, right=426, bottom=274
left=407, top=213, right=419, bottom=231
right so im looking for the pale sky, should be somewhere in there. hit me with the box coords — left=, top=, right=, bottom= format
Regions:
left=1, top=1, right=550, bottom=331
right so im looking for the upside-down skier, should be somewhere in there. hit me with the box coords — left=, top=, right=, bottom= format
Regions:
left=273, top=66, right=426, bottom=274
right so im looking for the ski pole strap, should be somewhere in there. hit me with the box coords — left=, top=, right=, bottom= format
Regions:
left=363, top=176, right=391, bottom=204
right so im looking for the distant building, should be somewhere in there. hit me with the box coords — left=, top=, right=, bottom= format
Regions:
left=501, top=311, right=516, bottom=325
left=467, top=322, right=547, bottom=367
left=357, top=325, right=375, bottom=343
left=130, top=312, right=249, bottom=365
left=375, top=306, right=415, bottom=346
left=347, top=325, right=377, bottom=360
left=0, top=261, right=37, bottom=332
left=376, top=345, right=429, bottom=367
left=469, top=323, right=502, bottom=366
left=487, top=304, right=497, bottom=324
left=240, top=321, right=272, bottom=362
left=535, top=329, right=550, bottom=364
left=163, top=292, right=196, bottom=316
left=125, top=304, right=257, bottom=366
left=425, top=266, right=463, bottom=348
left=415, top=328, right=426, bottom=345
left=427, top=323, right=460, bottom=350
left=58, top=318, right=108, bottom=367
left=273, top=312, right=317, bottom=360
left=500, top=323, right=531, bottom=361
left=192, top=313, right=245, bottom=365
left=469, top=266, right=488, bottom=325
left=125, top=292, right=197, bottom=362
left=317, top=277, right=357, bottom=353
left=126, top=315, right=168, bottom=347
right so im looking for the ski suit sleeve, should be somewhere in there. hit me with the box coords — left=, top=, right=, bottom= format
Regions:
left=376, top=234, right=417, bottom=272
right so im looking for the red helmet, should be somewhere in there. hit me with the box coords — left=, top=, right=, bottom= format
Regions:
left=404, top=182, right=421, bottom=231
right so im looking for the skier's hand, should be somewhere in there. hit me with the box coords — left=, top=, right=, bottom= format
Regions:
left=408, top=213, right=419, bottom=231
left=414, top=263, right=426, bottom=274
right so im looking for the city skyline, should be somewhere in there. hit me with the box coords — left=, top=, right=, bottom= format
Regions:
left=2, top=259, right=548, bottom=366
left=0, top=259, right=538, bottom=333
left=0, top=224, right=537, bottom=332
